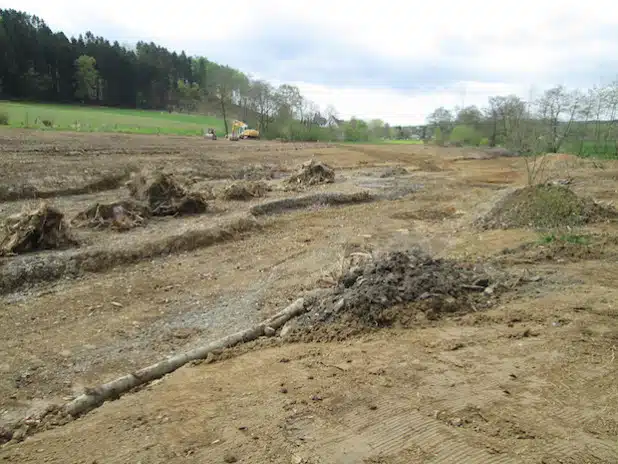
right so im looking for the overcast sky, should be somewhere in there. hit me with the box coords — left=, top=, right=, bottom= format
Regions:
left=8, top=0, right=618, bottom=125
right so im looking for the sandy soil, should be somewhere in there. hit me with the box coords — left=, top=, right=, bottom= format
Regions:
left=0, top=129, right=617, bottom=463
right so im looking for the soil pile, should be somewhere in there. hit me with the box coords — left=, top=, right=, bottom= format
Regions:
left=72, top=200, right=150, bottom=231
left=285, top=160, right=335, bottom=188
left=219, top=181, right=270, bottom=201
left=496, top=233, right=618, bottom=264
left=294, top=248, right=499, bottom=330
left=0, top=203, right=77, bottom=255
left=126, top=170, right=208, bottom=216
left=477, top=184, right=618, bottom=230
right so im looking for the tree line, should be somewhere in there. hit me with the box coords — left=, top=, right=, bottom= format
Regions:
left=424, top=84, right=618, bottom=157
left=0, top=8, right=352, bottom=140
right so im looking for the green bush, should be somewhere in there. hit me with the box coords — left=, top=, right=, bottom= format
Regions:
left=262, top=121, right=331, bottom=142
left=479, top=137, right=489, bottom=146
left=0, top=111, right=9, bottom=125
left=450, top=125, right=482, bottom=146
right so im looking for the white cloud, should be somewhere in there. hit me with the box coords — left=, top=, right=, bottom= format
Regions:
left=290, top=81, right=530, bottom=126
left=7, top=0, right=618, bottom=125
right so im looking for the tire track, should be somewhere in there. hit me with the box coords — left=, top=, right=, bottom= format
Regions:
left=296, top=398, right=520, bottom=463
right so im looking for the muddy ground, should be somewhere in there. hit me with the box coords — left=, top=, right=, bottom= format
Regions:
left=0, top=129, right=617, bottom=463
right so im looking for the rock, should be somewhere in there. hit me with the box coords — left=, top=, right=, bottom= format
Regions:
left=223, top=453, right=238, bottom=463
left=279, top=321, right=294, bottom=338
left=11, top=427, right=26, bottom=442
left=0, top=426, right=13, bottom=444
left=264, top=326, right=276, bottom=336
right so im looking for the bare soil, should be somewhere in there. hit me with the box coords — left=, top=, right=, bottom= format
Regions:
left=0, top=129, right=617, bottom=463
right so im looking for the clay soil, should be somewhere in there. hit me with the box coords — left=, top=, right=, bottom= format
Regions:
left=1, top=129, right=617, bottom=463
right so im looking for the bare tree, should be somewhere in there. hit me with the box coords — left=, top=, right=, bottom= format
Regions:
left=535, top=85, right=583, bottom=153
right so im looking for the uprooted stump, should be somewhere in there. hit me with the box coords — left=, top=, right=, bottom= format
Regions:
left=0, top=203, right=77, bottom=256
left=218, top=181, right=270, bottom=201
left=476, top=184, right=618, bottom=230
left=126, top=170, right=209, bottom=216
left=72, top=200, right=151, bottom=231
left=285, top=159, right=335, bottom=188
left=290, top=248, right=504, bottom=332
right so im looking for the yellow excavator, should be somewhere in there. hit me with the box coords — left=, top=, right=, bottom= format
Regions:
left=228, top=120, right=259, bottom=141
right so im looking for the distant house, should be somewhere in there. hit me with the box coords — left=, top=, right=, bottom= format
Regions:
left=318, top=115, right=343, bottom=129
left=313, top=115, right=328, bottom=127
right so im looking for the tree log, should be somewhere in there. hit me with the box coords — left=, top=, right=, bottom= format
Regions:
left=62, top=298, right=306, bottom=418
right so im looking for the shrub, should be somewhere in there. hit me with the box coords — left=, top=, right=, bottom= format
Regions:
left=0, top=111, right=9, bottom=126
left=450, top=125, right=482, bottom=146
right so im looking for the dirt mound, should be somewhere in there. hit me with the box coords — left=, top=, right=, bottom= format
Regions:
left=72, top=200, right=150, bottom=231
left=495, top=233, right=618, bottom=264
left=0, top=204, right=77, bottom=256
left=293, top=248, right=501, bottom=331
left=477, top=184, right=618, bottom=230
left=249, top=192, right=375, bottom=216
left=218, top=181, right=270, bottom=201
left=126, top=170, right=208, bottom=216
left=285, top=160, right=335, bottom=188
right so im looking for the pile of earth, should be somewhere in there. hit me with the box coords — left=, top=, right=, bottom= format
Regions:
left=476, top=184, right=618, bottom=230
left=495, top=232, right=618, bottom=264
left=218, top=181, right=271, bottom=201
left=0, top=203, right=77, bottom=255
left=71, top=200, right=150, bottom=231
left=126, top=170, right=209, bottom=216
left=290, top=248, right=502, bottom=333
left=285, top=159, right=335, bottom=188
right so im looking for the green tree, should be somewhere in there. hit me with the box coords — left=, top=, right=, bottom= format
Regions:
left=450, top=125, right=482, bottom=146
left=433, top=127, right=445, bottom=145
left=74, top=54, right=99, bottom=100
left=427, top=107, right=453, bottom=137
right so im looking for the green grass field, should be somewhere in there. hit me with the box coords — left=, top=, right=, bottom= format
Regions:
left=381, top=139, right=424, bottom=145
left=0, top=101, right=226, bottom=136
left=340, top=139, right=424, bottom=145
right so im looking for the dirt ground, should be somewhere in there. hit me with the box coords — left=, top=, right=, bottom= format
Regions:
left=1, top=129, right=617, bottom=463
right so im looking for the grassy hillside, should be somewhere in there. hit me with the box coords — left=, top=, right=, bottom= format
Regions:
left=0, top=101, right=226, bottom=136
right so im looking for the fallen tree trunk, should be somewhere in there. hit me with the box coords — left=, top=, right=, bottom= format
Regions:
left=63, top=298, right=306, bottom=418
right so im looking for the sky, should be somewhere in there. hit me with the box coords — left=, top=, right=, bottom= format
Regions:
left=7, top=0, right=618, bottom=125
